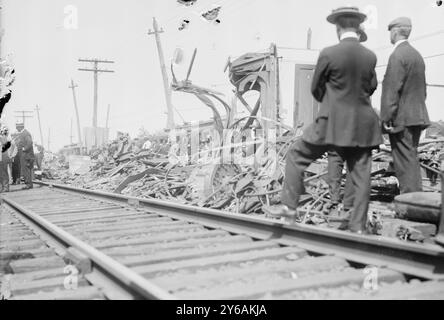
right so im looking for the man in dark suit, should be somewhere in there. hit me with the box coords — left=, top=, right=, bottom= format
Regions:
left=437, top=196, right=444, bottom=246
left=265, top=7, right=382, bottom=233
left=328, top=26, right=368, bottom=210
left=381, top=17, right=430, bottom=194
left=16, top=123, right=35, bottom=189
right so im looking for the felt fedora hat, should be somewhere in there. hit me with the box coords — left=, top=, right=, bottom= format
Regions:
left=327, top=7, right=367, bottom=24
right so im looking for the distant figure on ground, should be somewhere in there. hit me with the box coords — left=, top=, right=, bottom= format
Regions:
left=142, top=139, right=152, bottom=150
left=35, top=144, right=44, bottom=171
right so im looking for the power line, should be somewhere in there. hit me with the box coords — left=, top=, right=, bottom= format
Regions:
left=423, top=52, right=444, bottom=60
left=427, top=83, right=444, bottom=88
left=278, top=46, right=320, bottom=52
left=14, top=110, right=33, bottom=126
left=373, top=29, right=444, bottom=51
left=376, top=52, right=444, bottom=68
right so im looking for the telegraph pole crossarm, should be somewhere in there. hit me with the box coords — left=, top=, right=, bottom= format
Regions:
left=78, top=58, right=115, bottom=147
left=14, top=110, right=33, bottom=126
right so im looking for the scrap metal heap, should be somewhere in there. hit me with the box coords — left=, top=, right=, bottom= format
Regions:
left=45, top=45, right=444, bottom=244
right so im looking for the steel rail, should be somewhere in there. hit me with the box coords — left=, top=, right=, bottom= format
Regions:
left=1, top=194, right=176, bottom=300
left=34, top=181, right=444, bottom=280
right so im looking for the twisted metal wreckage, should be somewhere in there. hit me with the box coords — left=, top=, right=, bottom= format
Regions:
left=169, top=44, right=302, bottom=212
left=51, top=45, right=444, bottom=242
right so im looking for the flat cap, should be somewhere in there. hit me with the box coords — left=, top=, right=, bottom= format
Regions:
left=388, top=17, right=412, bottom=31
left=327, top=6, right=367, bottom=24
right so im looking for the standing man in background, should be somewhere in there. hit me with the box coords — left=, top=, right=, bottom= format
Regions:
left=381, top=17, right=430, bottom=194
left=16, top=123, right=35, bottom=189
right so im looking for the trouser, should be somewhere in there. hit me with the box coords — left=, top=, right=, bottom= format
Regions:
left=281, top=139, right=372, bottom=232
left=389, top=126, right=423, bottom=194
left=0, top=161, right=9, bottom=191
left=437, top=183, right=444, bottom=245
left=21, top=157, right=34, bottom=188
left=36, top=154, right=43, bottom=170
left=328, top=151, right=354, bottom=209
left=12, top=156, right=21, bottom=183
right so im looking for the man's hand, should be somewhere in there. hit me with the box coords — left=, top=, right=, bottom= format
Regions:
left=382, top=121, right=394, bottom=133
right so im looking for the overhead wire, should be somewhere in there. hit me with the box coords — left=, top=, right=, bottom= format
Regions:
left=376, top=52, right=444, bottom=68
left=372, top=29, right=444, bottom=52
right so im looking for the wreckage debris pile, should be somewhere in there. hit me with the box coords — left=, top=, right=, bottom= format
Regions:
left=45, top=130, right=444, bottom=243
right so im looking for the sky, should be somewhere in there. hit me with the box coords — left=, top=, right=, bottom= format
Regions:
left=1, top=0, right=444, bottom=151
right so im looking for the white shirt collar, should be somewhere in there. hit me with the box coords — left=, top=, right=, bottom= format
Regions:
left=394, top=39, right=408, bottom=50
left=340, top=31, right=359, bottom=41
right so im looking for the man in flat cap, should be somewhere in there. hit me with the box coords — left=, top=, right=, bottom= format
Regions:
left=16, top=122, right=35, bottom=190
left=381, top=17, right=430, bottom=194
left=265, top=7, right=381, bottom=234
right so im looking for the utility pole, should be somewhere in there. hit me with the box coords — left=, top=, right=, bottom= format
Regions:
left=105, top=104, right=110, bottom=129
left=70, top=118, right=73, bottom=144
left=35, top=105, right=44, bottom=147
left=148, top=17, right=175, bottom=131
left=69, top=79, right=83, bottom=148
left=307, top=28, right=312, bottom=50
left=78, top=59, right=114, bottom=146
left=14, top=110, right=33, bottom=126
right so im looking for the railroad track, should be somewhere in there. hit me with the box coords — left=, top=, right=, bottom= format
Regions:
left=1, top=182, right=444, bottom=300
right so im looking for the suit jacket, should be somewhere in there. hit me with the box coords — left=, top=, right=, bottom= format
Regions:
left=309, top=38, right=382, bottom=148
left=381, top=42, right=430, bottom=131
left=17, top=129, right=35, bottom=160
